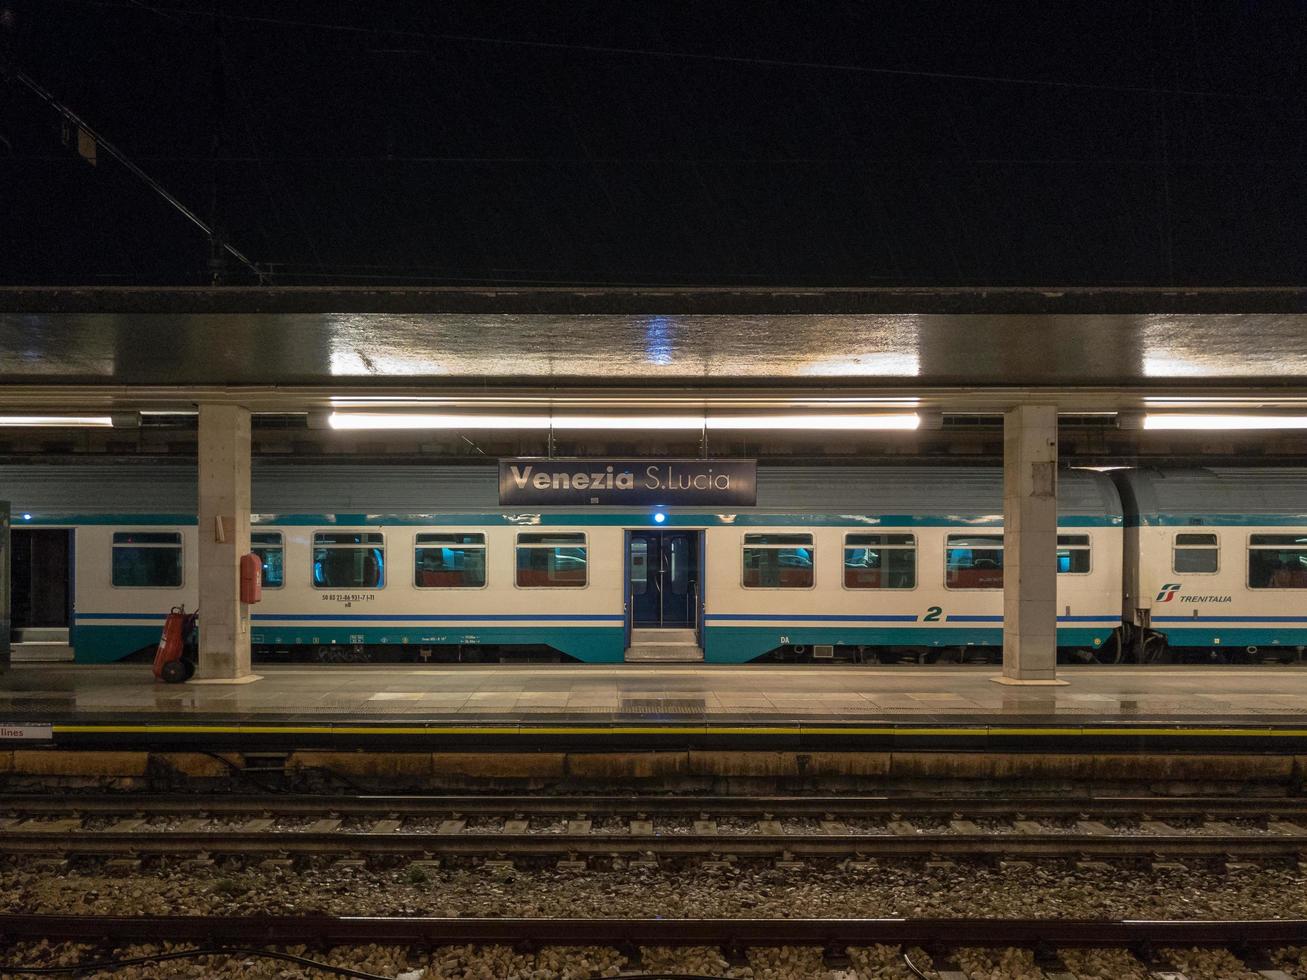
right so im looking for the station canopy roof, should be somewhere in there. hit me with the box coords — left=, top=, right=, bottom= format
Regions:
left=3, top=286, right=1307, bottom=413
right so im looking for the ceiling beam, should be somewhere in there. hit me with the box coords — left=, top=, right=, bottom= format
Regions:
left=2, top=384, right=1307, bottom=415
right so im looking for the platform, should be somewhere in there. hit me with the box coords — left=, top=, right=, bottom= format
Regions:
left=5, top=663, right=1307, bottom=752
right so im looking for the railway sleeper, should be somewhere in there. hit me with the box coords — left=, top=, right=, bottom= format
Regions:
left=8, top=834, right=1307, bottom=866
left=11, top=792, right=1307, bottom=819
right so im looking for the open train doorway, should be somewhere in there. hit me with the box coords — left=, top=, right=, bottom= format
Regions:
left=8, top=527, right=74, bottom=661
left=624, top=529, right=704, bottom=662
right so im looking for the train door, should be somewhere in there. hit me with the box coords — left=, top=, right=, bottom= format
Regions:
left=627, top=530, right=699, bottom=629
left=0, top=503, right=9, bottom=669
left=8, top=527, right=74, bottom=659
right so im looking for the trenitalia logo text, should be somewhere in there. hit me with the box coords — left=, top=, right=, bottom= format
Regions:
left=1155, top=583, right=1231, bottom=604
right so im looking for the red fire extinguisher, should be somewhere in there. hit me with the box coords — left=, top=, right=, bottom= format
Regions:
left=153, top=605, right=198, bottom=683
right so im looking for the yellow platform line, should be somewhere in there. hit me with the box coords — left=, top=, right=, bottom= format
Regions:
left=46, top=723, right=1307, bottom=738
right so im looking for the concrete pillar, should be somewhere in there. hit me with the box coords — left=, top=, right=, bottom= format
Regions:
left=1, top=502, right=10, bottom=671
left=193, top=404, right=259, bottom=684
left=994, top=404, right=1066, bottom=685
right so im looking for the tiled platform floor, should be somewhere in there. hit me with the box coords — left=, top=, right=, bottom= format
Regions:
left=4, top=663, right=1307, bottom=725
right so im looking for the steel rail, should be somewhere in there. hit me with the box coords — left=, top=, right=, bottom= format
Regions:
left=1, top=913, right=1306, bottom=948
left=4, top=793, right=1307, bottom=818
left=3, top=829, right=1306, bottom=858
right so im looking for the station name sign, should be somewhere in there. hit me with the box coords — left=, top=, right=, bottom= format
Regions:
left=499, top=459, right=757, bottom=506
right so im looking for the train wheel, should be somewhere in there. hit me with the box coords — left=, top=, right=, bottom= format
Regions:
left=898, top=646, right=927, bottom=665
left=1141, top=633, right=1169, bottom=664
left=160, top=659, right=188, bottom=684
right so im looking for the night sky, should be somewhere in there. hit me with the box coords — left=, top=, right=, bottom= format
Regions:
left=2, top=1, right=1304, bottom=286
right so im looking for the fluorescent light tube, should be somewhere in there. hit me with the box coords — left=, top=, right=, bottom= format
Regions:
left=328, top=411, right=921, bottom=431
left=1143, top=414, right=1307, bottom=431
left=551, top=415, right=706, bottom=430
left=0, top=415, right=114, bottom=427
left=707, top=413, right=920, bottom=431
left=328, top=412, right=551, bottom=430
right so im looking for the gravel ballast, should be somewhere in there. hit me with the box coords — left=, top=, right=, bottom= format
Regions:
left=2, top=940, right=1302, bottom=978
left=3, top=860, right=1305, bottom=978
left=4, top=859, right=1307, bottom=920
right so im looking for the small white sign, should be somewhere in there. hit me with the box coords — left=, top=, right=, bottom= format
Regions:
left=0, top=724, right=53, bottom=740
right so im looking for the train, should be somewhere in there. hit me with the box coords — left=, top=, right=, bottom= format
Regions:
left=3, top=463, right=1306, bottom=666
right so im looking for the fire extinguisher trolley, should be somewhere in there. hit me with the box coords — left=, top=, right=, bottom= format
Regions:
left=152, top=606, right=198, bottom=683
left=152, top=551, right=262, bottom=684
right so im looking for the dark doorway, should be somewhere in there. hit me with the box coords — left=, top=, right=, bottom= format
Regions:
left=628, top=530, right=699, bottom=629
left=10, top=528, right=74, bottom=640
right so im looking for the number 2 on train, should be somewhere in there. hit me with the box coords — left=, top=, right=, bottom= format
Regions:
left=922, top=606, right=942, bottom=622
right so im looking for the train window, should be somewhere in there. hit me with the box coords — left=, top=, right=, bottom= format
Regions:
left=111, top=531, right=183, bottom=588
left=516, top=532, right=587, bottom=588
left=1248, top=534, right=1307, bottom=589
left=742, top=533, right=814, bottom=589
left=312, top=531, right=385, bottom=589
left=1057, top=534, right=1091, bottom=574
left=414, top=532, right=486, bottom=588
left=630, top=539, right=648, bottom=596
left=945, top=534, right=1004, bottom=589
left=843, top=533, right=915, bottom=589
left=250, top=531, right=284, bottom=589
left=1173, top=532, right=1218, bottom=574
left=668, top=535, right=690, bottom=595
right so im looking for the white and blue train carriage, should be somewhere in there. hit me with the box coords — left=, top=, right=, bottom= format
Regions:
left=698, top=466, right=1123, bottom=663
left=6, top=462, right=619, bottom=665
left=1115, top=468, right=1307, bottom=662
left=3, top=462, right=1124, bottom=665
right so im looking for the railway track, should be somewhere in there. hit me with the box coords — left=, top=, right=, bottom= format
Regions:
left=1, top=913, right=1306, bottom=978
left=0, top=911, right=1305, bottom=946
left=7, top=792, right=1307, bottom=818
left=4, top=794, right=1307, bottom=862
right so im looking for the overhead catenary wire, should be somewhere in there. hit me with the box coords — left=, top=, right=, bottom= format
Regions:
left=47, top=0, right=1290, bottom=103
left=0, top=59, right=266, bottom=283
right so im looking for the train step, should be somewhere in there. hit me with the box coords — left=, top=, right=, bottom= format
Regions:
left=630, top=628, right=698, bottom=645
left=11, top=628, right=70, bottom=644
left=624, top=644, right=704, bottom=662
left=9, top=642, right=74, bottom=663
